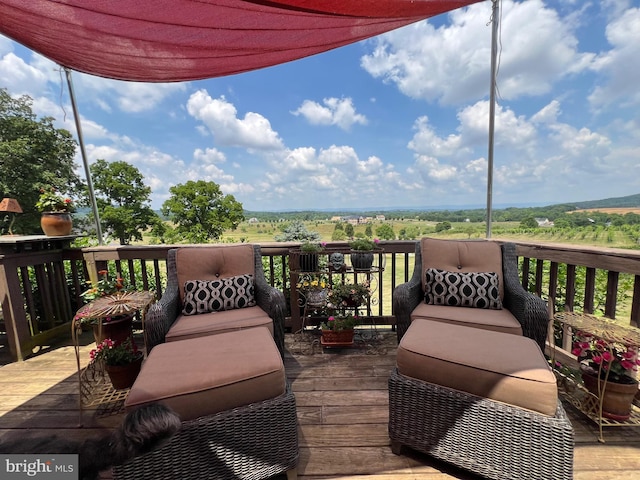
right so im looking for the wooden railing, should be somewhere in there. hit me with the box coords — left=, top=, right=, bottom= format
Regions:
left=1, top=238, right=639, bottom=361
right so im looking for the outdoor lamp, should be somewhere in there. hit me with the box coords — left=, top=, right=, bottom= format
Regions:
left=0, top=198, right=23, bottom=235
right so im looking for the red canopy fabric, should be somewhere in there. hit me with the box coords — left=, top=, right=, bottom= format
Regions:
left=0, top=0, right=483, bottom=82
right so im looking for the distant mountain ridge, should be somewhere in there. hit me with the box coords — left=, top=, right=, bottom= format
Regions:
left=569, top=193, right=640, bottom=209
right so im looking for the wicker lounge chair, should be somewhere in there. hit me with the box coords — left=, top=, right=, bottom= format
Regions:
left=389, top=238, right=574, bottom=479
left=144, top=244, right=286, bottom=357
left=393, top=238, right=549, bottom=350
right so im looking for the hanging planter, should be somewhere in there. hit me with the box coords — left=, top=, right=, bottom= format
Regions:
left=40, top=212, right=73, bottom=236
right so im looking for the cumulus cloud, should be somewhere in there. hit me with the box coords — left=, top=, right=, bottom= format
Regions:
left=187, top=89, right=285, bottom=150
left=361, top=0, right=593, bottom=105
left=588, top=6, right=640, bottom=109
left=291, top=97, right=367, bottom=130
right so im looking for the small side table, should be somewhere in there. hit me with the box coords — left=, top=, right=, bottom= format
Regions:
left=71, top=291, right=155, bottom=422
left=552, top=312, right=640, bottom=442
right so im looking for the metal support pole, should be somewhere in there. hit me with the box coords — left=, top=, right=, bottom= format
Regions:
left=486, top=0, right=499, bottom=239
left=64, top=68, right=104, bottom=245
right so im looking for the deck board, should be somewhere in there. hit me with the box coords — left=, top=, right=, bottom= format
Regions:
left=0, top=329, right=639, bottom=479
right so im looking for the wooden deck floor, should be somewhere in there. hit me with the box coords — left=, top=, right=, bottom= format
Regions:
left=1, top=329, right=640, bottom=479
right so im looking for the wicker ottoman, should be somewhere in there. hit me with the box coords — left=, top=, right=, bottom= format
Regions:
left=114, top=327, right=298, bottom=480
left=389, top=319, right=573, bottom=480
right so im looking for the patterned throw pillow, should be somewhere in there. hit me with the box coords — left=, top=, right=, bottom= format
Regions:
left=182, top=274, right=256, bottom=315
left=424, top=268, right=502, bottom=310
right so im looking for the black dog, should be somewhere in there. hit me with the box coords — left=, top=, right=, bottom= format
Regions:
left=0, top=403, right=181, bottom=480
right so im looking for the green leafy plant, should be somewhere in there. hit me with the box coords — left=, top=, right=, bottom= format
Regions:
left=35, top=187, right=74, bottom=213
left=349, top=238, right=379, bottom=251
left=300, top=241, right=325, bottom=253
left=572, top=331, right=640, bottom=384
left=320, top=313, right=359, bottom=331
left=89, top=337, right=140, bottom=366
left=327, top=281, right=371, bottom=308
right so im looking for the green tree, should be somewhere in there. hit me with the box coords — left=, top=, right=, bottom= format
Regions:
left=376, top=223, right=395, bottom=240
left=274, top=220, right=320, bottom=242
left=162, top=180, right=244, bottom=243
left=344, top=223, right=354, bottom=238
left=364, top=224, right=373, bottom=237
left=520, top=217, right=538, bottom=229
left=0, top=89, right=82, bottom=234
left=90, top=160, right=160, bottom=245
left=435, top=221, right=451, bottom=232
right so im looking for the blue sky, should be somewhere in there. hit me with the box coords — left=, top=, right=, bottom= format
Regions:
left=1, top=0, right=638, bottom=212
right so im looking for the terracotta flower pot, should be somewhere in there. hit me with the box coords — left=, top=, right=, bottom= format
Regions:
left=40, top=212, right=72, bottom=236
left=582, top=370, right=639, bottom=420
left=105, top=354, right=143, bottom=390
left=321, top=329, right=354, bottom=345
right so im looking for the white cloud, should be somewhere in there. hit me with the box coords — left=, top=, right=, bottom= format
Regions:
left=187, top=89, right=285, bottom=151
left=588, top=7, right=640, bottom=109
left=360, top=0, right=593, bottom=105
left=292, top=97, right=367, bottom=130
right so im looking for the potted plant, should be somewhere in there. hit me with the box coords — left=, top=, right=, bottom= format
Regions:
left=572, top=331, right=640, bottom=420
left=349, top=238, right=381, bottom=271
left=319, top=313, right=359, bottom=345
left=299, top=241, right=325, bottom=272
left=296, top=275, right=328, bottom=307
left=35, top=187, right=75, bottom=236
left=327, top=281, right=371, bottom=309
left=90, top=337, right=143, bottom=389
left=75, top=270, right=132, bottom=345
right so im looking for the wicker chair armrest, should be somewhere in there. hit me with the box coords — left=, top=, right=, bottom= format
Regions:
left=255, top=277, right=287, bottom=358
left=501, top=242, right=549, bottom=350
left=253, top=245, right=286, bottom=358
left=394, top=243, right=424, bottom=342
left=144, top=282, right=180, bottom=353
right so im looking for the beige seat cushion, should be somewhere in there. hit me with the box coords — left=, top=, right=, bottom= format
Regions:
left=165, top=306, right=273, bottom=343
left=397, top=319, right=557, bottom=416
left=126, top=327, right=285, bottom=421
left=411, top=303, right=523, bottom=336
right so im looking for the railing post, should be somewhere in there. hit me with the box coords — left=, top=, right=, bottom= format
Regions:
left=0, top=257, right=30, bottom=361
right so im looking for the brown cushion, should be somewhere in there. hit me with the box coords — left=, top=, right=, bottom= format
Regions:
left=165, top=306, right=274, bottom=343
left=176, top=245, right=256, bottom=303
left=397, top=319, right=557, bottom=416
left=126, top=327, right=285, bottom=421
left=411, top=302, right=522, bottom=336
left=420, top=238, right=504, bottom=300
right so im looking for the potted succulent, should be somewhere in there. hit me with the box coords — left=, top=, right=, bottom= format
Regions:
left=319, top=313, right=359, bottom=345
left=35, top=187, right=75, bottom=236
left=349, top=238, right=381, bottom=271
left=75, top=270, right=132, bottom=345
left=572, top=331, right=640, bottom=420
left=299, top=241, right=325, bottom=272
left=90, top=337, right=143, bottom=389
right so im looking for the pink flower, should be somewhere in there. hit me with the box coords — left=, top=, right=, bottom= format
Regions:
left=571, top=347, right=583, bottom=357
left=620, top=360, right=636, bottom=371
left=328, top=316, right=335, bottom=322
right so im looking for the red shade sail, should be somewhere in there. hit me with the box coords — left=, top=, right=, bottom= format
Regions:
left=0, top=0, right=483, bottom=82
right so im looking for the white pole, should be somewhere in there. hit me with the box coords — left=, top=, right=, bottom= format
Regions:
left=64, top=68, right=104, bottom=245
left=486, top=0, right=499, bottom=239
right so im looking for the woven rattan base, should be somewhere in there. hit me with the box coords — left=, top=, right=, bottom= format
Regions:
left=113, top=385, right=298, bottom=480
left=389, top=369, right=574, bottom=480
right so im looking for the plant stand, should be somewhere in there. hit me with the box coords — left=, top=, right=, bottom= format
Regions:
left=552, top=312, right=640, bottom=442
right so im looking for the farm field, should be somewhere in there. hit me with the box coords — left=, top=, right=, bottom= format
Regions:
left=572, top=207, right=640, bottom=215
